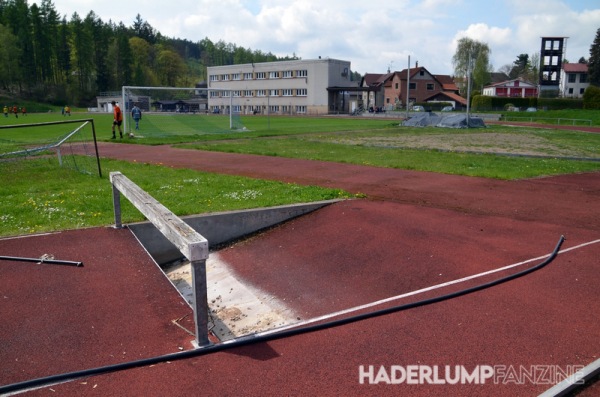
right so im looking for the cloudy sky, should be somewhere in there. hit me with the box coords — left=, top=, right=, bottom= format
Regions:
left=48, top=0, right=600, bottom=76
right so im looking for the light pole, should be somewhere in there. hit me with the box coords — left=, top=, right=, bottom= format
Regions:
left=466, top=54, right=473, bottom=127
left=406, top=55, right=410, bottom=120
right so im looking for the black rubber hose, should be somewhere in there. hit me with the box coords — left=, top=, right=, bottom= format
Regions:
left=0, top=235, right=565, bottom=394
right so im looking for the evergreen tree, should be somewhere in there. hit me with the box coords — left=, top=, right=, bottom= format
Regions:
left=0, top=23, right=21, bottom=91
left=40, top=0, right=61, bottom=85
left=57, top=16, right=71, bottom=85
left=589, top=27, right=600, bottom=86
left=70, top=12, right=95, bottom=98
left=0, top=0, right=312, bottom=102
left=509, top=54, right=529, bottom=79
left=86, top=12, right=111, bottom=92
left=5, top=0, right=35, bottom=92
left=112, top=23, right=133, bottom=87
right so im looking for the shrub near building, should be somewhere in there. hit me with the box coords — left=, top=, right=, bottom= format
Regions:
left=583, top=85, right=600, bottom=110
left=471, top=95, right=536, bottom=111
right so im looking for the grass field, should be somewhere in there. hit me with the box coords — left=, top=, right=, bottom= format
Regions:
left=0, top=157, right=350, bottom=238
left=1, top=110, right=599, bottom=237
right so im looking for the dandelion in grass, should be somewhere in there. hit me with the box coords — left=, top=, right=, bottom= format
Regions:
left=0, top=214, right=14, bottom=224
left=224, top=190, right=262, bottom=200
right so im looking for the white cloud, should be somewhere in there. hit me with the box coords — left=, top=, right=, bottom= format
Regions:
left=47, top=0, right=600, bottom=75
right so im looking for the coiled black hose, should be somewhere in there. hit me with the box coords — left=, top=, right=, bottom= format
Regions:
left=0, top=235, right=565, bottom=394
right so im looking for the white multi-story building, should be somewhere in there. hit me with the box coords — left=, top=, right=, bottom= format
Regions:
left=207, top=58, right=358, bottom=115
left=559, top=63, right=589, bottom=98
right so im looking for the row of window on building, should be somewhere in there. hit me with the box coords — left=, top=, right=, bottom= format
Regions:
left=210, top=69, right=309, bottom=82
left=221, top=105, right=308, bottom=114
left=567, top=73, right=587, bottom=83
left=209, top=89, right=308, bottom=98
left=567, top=87, right=586, bottom=95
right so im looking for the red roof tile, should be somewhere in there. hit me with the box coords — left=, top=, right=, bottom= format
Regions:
left=563, top=63, right=588, bottom=73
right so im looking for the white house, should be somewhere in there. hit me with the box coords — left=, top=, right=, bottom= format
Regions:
left=207, top=58, right=358, bottom=115
left=482, top=79, right=538, bottom=98
left=559, top=63, right=589, bottom=98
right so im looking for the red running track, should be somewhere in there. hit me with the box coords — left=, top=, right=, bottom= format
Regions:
left=1, top=142, right=598, bottom=396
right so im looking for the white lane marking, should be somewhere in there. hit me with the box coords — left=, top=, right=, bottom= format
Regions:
left=256, top=238, right=600, bottom=336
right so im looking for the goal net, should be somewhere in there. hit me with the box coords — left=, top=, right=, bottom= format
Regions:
left=0, top=119, right=102, bottom=177
left=121, top=86, right=246, bottom=137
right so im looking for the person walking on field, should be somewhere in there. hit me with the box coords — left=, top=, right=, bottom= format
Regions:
left=3, top=105, right=7, bottom=117
left=12, top=105, right=18, bottom=118
left=111, top=101, right=123, bottom=139
left=131, top=103, right=142, bottom=130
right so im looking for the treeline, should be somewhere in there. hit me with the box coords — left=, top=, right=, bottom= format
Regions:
left=0, top=0, right=298, bottom=106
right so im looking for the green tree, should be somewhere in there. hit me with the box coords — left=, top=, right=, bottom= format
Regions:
left=582, top=84, right=600, bottom=109
left=511, top=52, right=540, bottom=83
left=199, top=37, right=216, bottom=67
left=527, top=52, right=540, bottom=84
left=132, top=14, right=158, bottom=44
left=56, top=16, right=71, bottom=85
left=509, top=54, right=529, bottom=79
left=70, top=12, right=95, bottom=99
left=28, top=0, right=61, bottom=87
left=472, top=54, right=492, bottom=91
left=4, top=0, right=34, bottom=92
left=0, top=23, right=21, bottom=91
left=107, top=23, right=133, bottom=88
left=452, top=37, right=491, bottom=95
left=588, top=27, right=600, bottom=86
left=156, top=47, right=185, bottom=86
left=85, top=12, right=111, bottom=93
left=130, top=36, right=152, bottom=85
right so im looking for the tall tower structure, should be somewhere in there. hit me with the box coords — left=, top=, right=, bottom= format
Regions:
left=539, top=37, right=568, bottom=97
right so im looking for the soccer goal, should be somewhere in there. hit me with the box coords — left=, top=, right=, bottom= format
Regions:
left=121, top=86, right=246, bottom=138
left=0, top=119, right=102, bottom=177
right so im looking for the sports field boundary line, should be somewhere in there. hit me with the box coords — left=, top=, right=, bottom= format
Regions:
left=255, top=238, right=600, bottom=337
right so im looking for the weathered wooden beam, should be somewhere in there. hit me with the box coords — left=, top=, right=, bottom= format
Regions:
left=110, top=172, right=208, bottom=262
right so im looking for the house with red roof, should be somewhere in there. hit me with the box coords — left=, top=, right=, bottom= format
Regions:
left=559, top=63, right=589, bottom=98
left=482, top=78, right=538, bottom=98
left=360, top=65, right=467, bottom=111
left=361, top=72, right=394, bottom=111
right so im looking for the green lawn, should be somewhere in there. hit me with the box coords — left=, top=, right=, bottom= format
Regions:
left=2, top=111, right=599, bottom=237
left=0, top=157, right=350, bottom=238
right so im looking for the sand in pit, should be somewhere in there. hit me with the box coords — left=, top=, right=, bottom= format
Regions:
left=164, top=252, right=299, bottom=341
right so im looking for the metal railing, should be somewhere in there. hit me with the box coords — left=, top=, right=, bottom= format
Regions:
left=500, top=116, right=593, bottom=126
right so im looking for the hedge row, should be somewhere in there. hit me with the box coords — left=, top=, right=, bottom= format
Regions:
left=471, top=95, right=586, bottom=111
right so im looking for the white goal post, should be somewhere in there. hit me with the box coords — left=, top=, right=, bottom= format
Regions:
left=121, top=86, right=238, bottom=135
left=0, top=119, right=102, bottom=177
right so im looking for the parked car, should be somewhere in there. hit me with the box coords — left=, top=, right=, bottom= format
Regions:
left=441, top=106, right=453, bottom=112
left=411, top=105, right=425, bottom=112
left=526, top=107, right=537, bottom=112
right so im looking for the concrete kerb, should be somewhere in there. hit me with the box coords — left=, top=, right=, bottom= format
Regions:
left=127, top=199, right=345, bottom=266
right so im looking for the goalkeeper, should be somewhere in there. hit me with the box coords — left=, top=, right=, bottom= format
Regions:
left=111, top=101, right=123, bottom=139
left=131, top=103, right=142, bottom=130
